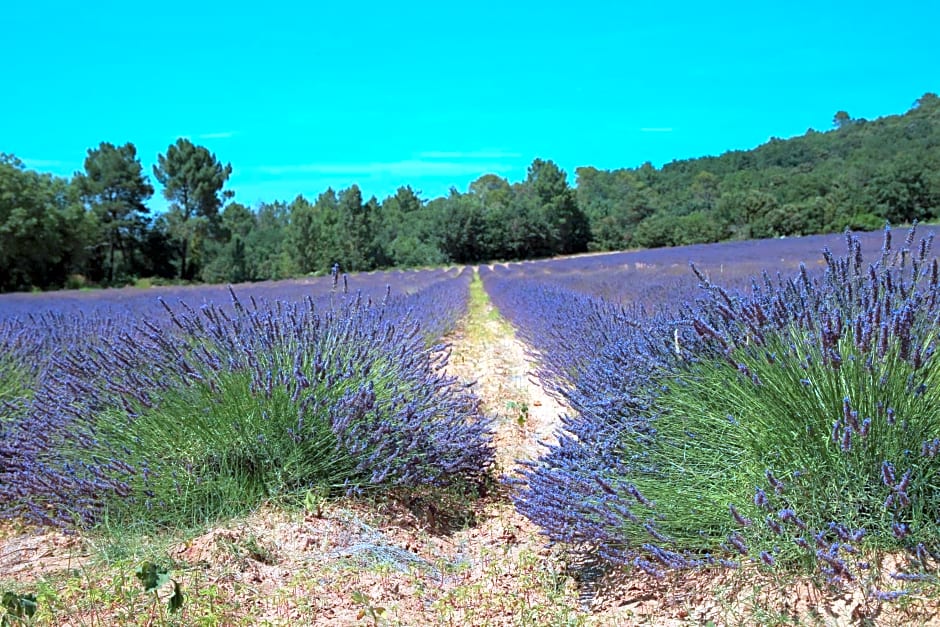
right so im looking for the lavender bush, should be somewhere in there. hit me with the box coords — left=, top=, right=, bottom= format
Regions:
left=506, top=226, right=940, bottom=590
left=1, top=271, right=492, bottom=529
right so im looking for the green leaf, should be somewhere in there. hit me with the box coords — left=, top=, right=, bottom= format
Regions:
left=2, top=592, right=37, bottom=618
left=135, top=561, right=170, bottom=593
left=168, top=580, right=184, bottom=612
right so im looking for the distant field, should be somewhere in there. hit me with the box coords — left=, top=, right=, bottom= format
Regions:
left=487, top=225, right=940, bottom=307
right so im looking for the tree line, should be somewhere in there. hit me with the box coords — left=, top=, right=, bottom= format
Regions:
left=1, top=93, right=938, bottom=292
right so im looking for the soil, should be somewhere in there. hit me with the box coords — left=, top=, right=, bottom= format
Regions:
left=2, top=274, right=939, bottom=625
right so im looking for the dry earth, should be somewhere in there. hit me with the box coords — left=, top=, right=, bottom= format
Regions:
left=2, top=272, right=940, bottom=625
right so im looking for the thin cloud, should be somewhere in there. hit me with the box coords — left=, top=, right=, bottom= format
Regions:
left=257, top=159, right=516, bottom=178
left=197, top=131, right=237, bottom=139
left=417, top=150, right=523, bottom=159
left=639, top=127, right=674, bottom=133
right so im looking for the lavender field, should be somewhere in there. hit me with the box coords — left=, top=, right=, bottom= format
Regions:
left=0, top=266, right=490, bottom=528
left=3, top=227, right=940, bottom=624
left=485, top=227, right=940, bottom=307
left=486, top=225, right=940, bottom=606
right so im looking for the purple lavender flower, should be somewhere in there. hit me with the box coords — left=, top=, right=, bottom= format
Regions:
left=727, top=532, right=749, bottom=555
left=729, top=503, right=752, bottom=527
left=778, top=509, right=807, bottom=530
left=765, top=469, right=785, bottom=494
left=870, top=589, right=909, bottom=601
left=840, top=426, right=853, bottom=452
left=881, top=461, right=897, bottom=487
left=892, top=522, right=910, bottom=539
left=754, top=486, right=770, bottom=509
left=766, top=515, right=783, bottom=535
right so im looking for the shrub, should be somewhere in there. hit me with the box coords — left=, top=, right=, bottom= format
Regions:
left=1, top=284, right=492, bottom=529
left=514, top=226, right=940, bottom=586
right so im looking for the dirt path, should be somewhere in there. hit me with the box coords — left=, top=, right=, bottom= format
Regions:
left=446, top=270, right=564, bottom=472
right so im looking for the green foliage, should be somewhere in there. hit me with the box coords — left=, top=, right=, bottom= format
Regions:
left=0, top=155, right=88, bottom=291
left=351, top=590, right=387, bottom=625
left=74, top=142, right=154, bottom=285
left=613, top=321, right=940, bottom=562
left=374, top=186, right=446, bottom=268
left=717, top=190, right=779, bottom=240
left=581, top=92, right=940, bottom=251
left=576, top=166, right=657, bottom=250
left=135, top=561, right=183, bottom=614
left=200, top=201, right=291, bottom=283
left=507, top=400, right=529, bottom=426
left=283, top=187, right=381, bottom=274
left=525, top=158, right=591, bottom=255
left=135, top=561, right=169, bottom=592
left=432, top=191, right=487, bottom=263
left=873, top=155, right=940, bottom=225
left=0, top=383, right=29, bottom=430
left=85, top=366, right=362, bottom=527
left=1, top=591, right=37, bottom=626
left=153, top=138, right=233, bottom=280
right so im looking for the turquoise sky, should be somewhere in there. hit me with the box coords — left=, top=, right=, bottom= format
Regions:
left=3, top=1, right=938, bottom=208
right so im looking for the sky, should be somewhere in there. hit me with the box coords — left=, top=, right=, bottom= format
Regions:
left=3, top=1, right=938, bottom=211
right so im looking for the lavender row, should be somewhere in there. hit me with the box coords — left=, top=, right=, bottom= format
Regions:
left=489, top=226, right=940, bottom=594
left=0, top=266, right=465, bottom=323
left=0, top=267, right=488, bottom=528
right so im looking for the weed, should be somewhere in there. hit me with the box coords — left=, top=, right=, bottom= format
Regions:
left=1, top=591, right=37, bottom=626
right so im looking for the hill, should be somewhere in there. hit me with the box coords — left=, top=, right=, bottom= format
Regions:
left=576, top=93, right=940, bottom=250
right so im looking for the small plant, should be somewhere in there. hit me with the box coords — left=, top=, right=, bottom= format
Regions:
left=351, top=590, right=387, bottom=625
left=507, top=400, right=529, bottom=426
left=135, top=561, right=184, bottom=616
left=303, top=484, right=329, bottom=518
left=241, top=534, right=278, bottom=565
left=1, top=591, right=37, bottom=626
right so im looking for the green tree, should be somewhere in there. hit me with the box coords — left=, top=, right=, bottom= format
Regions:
left=632, top=214, right=678, bottom=248
left=576, top=167, right=658, bottom=250
left=690, top=170, right=720, bottom=212
left=833, top=110, right=854, bottom=129
left=285, top=192, right=337, bottom=275
left=872, top=156, right=940, bottom=225
left=468, top=174, right=514, bottom=259
left=200, top=201, right=255, bottom=283
left=374, top=186, right=433, bottom=267
left=0, top=155, right=87, bottom=291
left=153, top=138, right=233, bottom=279
left=716, top=190, right=779, bottom=239
left=525, top=159, right=590, bottom=255
left=432, top=190, right=486, bottom=263
left=337, top=185, right=375, bottom=271
left=75, top=142, right=153, bottom=284
left=250, top=201, right=291, bottom=280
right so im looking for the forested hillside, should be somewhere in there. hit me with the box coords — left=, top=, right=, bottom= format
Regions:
left=1, top=93, right=937, bottom=292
